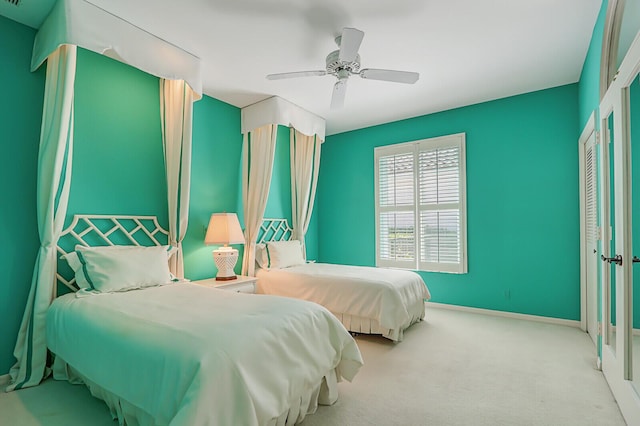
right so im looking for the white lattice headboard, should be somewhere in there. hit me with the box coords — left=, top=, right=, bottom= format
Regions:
left=257, top=218, right=293, bottom=243
left=56, top=215, right=169, bottom=293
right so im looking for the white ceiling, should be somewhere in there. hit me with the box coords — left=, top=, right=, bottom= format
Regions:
left=2, top=0, right=602, bottom=135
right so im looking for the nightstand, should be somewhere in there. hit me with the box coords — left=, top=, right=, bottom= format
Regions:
left=192, top=275, right=257, bottom=294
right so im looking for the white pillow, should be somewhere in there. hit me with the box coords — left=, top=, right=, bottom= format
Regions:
left=265, top=240, right=305, bottom=269
left=255, top=243, right=269, bottom=269
left=63, top=245, right=174, bottom=293
left=62, top=251, right=91, bottom=289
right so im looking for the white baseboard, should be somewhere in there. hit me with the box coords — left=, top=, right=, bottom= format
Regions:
left=426, top=302, right=581, bottom=328
left=0, top=374, right=9, bottom=387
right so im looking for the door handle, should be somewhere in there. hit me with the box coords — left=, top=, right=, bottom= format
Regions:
left=601, top=254, right=623, bottom=265
left=634, top=256, right=640, bottom=264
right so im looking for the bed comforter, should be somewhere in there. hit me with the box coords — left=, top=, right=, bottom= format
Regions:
left=256, top=263, right=431, bottom=341
left=46, top=283, right=363, bottom=426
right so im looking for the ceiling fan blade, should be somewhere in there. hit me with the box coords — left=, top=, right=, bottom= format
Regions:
left=330, top=79, right=348, bottom=109
left=359, top=68, right=419, bottom=84
left=266, top=70, right=327, bottom=80
left=338, top=27, right=364, bottom=63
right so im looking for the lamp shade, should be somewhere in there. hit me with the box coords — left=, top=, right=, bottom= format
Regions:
left=204, top=213, right=245, bottom=245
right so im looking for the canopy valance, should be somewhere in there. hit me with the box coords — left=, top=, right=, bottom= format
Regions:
left=31, top=0, right=202, bottom=99
left=241, top=96, right=326, bottom=141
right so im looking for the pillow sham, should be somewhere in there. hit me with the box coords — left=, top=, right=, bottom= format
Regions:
left=63, top=245, right=174, bottom=293
left=62, top=251, right=91, bottom=289
left=255, top=243, right=269, bottom=269
left=265, top=240, right=305, bottom=269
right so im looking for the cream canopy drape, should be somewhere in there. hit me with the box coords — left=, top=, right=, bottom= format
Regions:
left=290, top=129, right=322, bottom=258
left=241, top=125, right=278, bottom=276
left=160, top=79, right=196, bottom=278
left=8, top=45, right=77, bottom=391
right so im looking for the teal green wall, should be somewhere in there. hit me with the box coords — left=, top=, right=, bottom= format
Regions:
left=68, top=49, right=167, bottom=222
left=0, top=16, right=45, bottom=376
left=184, top=96, right=243, bottom=280
left=319, top=84, right=581, bottom=320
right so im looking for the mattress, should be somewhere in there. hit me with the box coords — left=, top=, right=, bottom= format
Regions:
left=46, top=283, right=363, bottom=425
left=256, top=263, right=431, bottom=341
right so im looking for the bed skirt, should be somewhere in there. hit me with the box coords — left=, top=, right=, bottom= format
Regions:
left=332, top=300, right=426, bottom=342
left=51, top=354, right=340, bottom=426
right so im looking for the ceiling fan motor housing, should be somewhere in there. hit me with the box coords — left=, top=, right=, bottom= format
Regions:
left=326, top=50, right=360, bottom=76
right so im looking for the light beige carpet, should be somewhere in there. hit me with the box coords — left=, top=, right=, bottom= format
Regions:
left=304, top=307, right=626, bottom=426
left=0, top=307, right=626, bottom=426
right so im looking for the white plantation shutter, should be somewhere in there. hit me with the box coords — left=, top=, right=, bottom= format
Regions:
left=377, top=151, right=416, bottom=266
left=375, top=133, right=467, bottom=273
left=418, top=141, right=464, bottom=272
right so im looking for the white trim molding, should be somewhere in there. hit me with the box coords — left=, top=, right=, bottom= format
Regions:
left=426, top=302, right=581, bottom=328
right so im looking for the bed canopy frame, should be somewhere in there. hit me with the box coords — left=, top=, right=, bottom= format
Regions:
left=8, top=0, right=327, bottom=392
left=240, top=98, right=325, bottom=276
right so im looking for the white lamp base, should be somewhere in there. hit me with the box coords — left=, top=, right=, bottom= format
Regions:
left=213, top=247, right=238, bottom=281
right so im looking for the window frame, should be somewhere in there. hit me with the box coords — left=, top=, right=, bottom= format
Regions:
left=374, top=133, right=468, bottom=273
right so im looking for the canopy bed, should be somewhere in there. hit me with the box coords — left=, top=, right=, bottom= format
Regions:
left=254, top=219, right=431, bottom=342
left=239, top=86, right=428, bottom=343
left=240, top=96, right=325, bottom=277
left=9, top=0, right=199, bottom=394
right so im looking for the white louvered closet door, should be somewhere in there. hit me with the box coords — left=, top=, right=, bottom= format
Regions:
left=584, top=132, right=598, bottom=346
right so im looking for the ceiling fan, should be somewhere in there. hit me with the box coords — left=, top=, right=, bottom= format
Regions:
left=266, top=27, right=420, bottom=109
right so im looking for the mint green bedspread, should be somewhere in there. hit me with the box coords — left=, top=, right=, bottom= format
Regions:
left=46, top=283, right=363, bottom=425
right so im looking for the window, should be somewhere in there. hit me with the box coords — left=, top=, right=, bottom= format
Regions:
left=375, top=133, right=467, bottom=273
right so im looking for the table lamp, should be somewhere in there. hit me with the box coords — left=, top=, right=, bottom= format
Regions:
left=204, top=213, right=245, bottom=280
